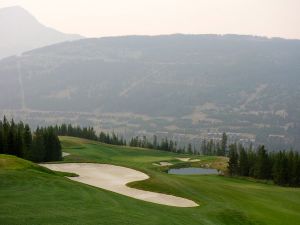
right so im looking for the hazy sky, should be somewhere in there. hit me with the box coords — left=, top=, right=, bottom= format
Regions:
left=0, top=0, right=300, bottom=39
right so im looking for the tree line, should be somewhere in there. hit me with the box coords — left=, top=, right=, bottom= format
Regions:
left=55, top=124, right=98, bottom=140
left=55, top=124, right=126, bottom=146
left=56, top=124, right=229, bottom=155
left=55, top=124, right=194, bottom=153
left=0, top=116, right=62, bottom=162
left=228, top=143, right=300, bottom=186
left=200, top=133, right=227, bottom=156
left=129, top=135, right=185, bottom=152
left=129, top=132, right=228, bottom=156
left=2, top=120, right=299, bottom=186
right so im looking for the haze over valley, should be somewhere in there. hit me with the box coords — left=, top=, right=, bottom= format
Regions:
left=1, top=15, right=300, bottom=149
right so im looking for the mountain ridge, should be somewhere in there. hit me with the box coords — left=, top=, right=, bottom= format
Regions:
left=0, top=6, right=83, bottom=59
left=0, top=33, right=299, bottom=150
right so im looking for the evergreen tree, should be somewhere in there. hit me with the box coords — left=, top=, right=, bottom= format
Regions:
left=238, top=145, right=249, bottom=176
left=43, top=127, right=62, bottom=161
left=254, top=145, right=271, bottom=179
left=2, top=116, right=9, bottom=153
left=153, top=135, right=158, bottom=149
left=0, top=117, right=62, bottom=163
left=228, top=143, right=238, bottom=176
left=221, top=132, right=227, bottom=156
left=8, top=119, right=18, bottom=156
left=188, top=143, right=192, bottom=154
left=15, top=126, right=24, bottom=157
left=23, top=124, right=32, bottom=159
left=216, top=142, right=222, bottom=156
left=29, top=131, right=46, bottom=162
left=0, top=122, right=3, bottom=154
left=247, top=148, right=256, bottom=177
left=272, top=151, right=288, bottom=185
left=287, top=151, right=296, bottom=185
left=294, top=153, right=300, bottom=186
left=201, top=139, right=207, bottom=155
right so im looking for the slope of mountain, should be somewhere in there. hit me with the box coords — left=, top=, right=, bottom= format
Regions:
left=0, top=6, right=83, bottom=59
left=0, top=34, right=300, bottom=149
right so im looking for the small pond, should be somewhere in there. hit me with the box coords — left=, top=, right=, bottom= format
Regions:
left=168, top=167, right=219, bottom=175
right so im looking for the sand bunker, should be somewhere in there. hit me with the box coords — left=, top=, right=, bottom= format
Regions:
left=189, top=159, right=200, bottom=162
left=153, top=162, right=173, bottom=166
left=176, top=158, right=190, bottom=162
left=62, top=152, right=70, bottom=157
left=41, top=163, right=198, bottom=207
left=176, top=158, right=200, bottom=162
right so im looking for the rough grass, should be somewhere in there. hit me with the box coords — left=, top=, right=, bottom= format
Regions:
left=1, top=136, right=300, bottom=225
left=0, top=154, right=78, bottom=177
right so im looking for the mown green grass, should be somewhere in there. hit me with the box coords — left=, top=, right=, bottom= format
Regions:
left=1, top=136, right=300, bottom=225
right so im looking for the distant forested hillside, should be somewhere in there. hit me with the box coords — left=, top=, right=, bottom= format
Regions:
left=0, top=34, right=300, bottom=149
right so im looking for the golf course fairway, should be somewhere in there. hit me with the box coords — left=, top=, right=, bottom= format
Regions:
left=1, top=136, right=300, bottom=225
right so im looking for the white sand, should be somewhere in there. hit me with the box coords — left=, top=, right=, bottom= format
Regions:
left=159, top=162, right=173, bottom=166
left=176, top=157, right=190, bottom=162
left=189, top=159, right=201, bottom=162
left=40, top=163, right=198, bottom=207
left=62, top=152, right=70, bottom=157
left=152, top=162, right=173, bottom=166
left=176, top=158, right=200, bottom=162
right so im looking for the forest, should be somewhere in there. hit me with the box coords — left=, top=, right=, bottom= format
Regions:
left=228, top=144, right=300, bottom=186
left=0, top=116, right=61, bottom=162
left=55, top=124, right=126, bottom=146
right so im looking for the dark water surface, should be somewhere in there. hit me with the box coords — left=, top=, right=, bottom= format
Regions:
left=168, top=167, right=219, bottom=175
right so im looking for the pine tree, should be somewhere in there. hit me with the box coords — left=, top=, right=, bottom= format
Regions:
left=0, top=122, right=3, bottom=154
left=23, top=124, right=32, bottom=159
left=294, top=153, right=300, bottom=186
left=29, top=131, right=46, bottom=162
left=153, top=135, right=157, bottom=149
left=169, top=140, right=174, bottom=152
left=15, top=126, right=23, bottom=157
left=221, top=132, right=227, bottom=156
left=2, top=116, right=9, bottom=154
left=228, top=143, right=238, bottom=176
left=238, top=145, right=249, bottom=176
left=272, top=151, right=288, bottom=185
left=216, top=142, right=222, bottom=156
left=35, top=126, right=62, bottom=162
left=287, top=150, right=298, bottom=186
left=247, top=148, right=256, bottom=177
left=254, top=145, right=271, bottom=179
left=207, top=140, right=213, bottom=156
left=201, top=139, right=207, bottom=155
left=7, top=119, right=16, bottom=155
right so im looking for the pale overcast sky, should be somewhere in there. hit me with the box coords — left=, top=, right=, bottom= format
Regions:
left=0, top=0, right=299, bottom=39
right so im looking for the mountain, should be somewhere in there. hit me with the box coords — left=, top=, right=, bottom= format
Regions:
left=0, top=34, right=300, bottom=149
left=0, top=6, right=83, bottom=59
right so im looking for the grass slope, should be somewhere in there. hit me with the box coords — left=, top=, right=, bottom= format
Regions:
left=0, top=136, right=300, bottom=225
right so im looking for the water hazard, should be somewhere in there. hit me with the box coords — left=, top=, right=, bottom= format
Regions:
left=168, top=167, right=219, bottom=175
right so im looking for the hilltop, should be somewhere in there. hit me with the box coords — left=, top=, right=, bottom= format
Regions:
left=0, top=6, right=83, bottom=59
